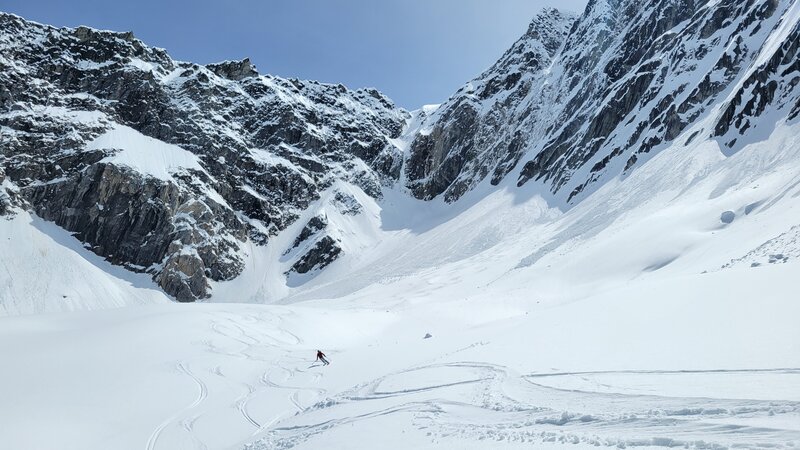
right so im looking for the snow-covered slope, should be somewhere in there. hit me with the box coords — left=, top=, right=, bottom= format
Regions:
left=0, top=210, right=169, bottom=315
left=5, top=115, right=799, bottom=447
left=3, top=258, right=799, bottom=450
left=2, top=139, right=799, bottom=447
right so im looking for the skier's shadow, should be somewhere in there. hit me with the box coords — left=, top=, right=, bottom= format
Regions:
left=308, top=363, right=324, bottom=368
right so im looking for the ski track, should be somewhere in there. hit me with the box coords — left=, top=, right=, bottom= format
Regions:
left=145, top=362, right=209, bottom=450
left=525, top=368, right=800, bottom=378
left=144, top=312, right=327, bottom=448
left=235, top=382, right=262, bottom=429
left=146, top=314, right=800, bottom=449
left=256, top=362, right=800, bottom=449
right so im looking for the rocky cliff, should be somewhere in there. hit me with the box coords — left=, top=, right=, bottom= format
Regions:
left=408, top=0, right=800, bottom=204
left=0, top=13, right=408, bottom=300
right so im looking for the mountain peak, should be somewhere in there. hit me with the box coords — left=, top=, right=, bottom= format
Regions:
left=525, top=7, right=580, bottom=57
left=74, top=25, right=136, bottom=43
left=206, top=57, right=259, bottom=81
left=404, top=0, right=799, bottom=205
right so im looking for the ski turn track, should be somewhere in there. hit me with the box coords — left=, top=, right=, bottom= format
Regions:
left=145, top=362, right=209, bottom=450
left=249, top=363, right=800, bottom=449
left=137, top=311, right=800, bottom=449
left=142, top=311, right=328, bottom=449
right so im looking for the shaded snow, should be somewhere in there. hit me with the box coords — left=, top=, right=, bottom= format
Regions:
left=0, top=212, right=168, bottom=316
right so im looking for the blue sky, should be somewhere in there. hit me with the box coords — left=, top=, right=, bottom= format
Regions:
left=4, top=0, right=588, bottom=109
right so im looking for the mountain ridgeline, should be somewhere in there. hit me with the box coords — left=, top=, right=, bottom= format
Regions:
left=407, top=0, right=800, bottom=202
left=1, top=0, right=798, bottom=301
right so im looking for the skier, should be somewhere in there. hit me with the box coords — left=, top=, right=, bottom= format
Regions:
left=316, top=350, right=330, bottom=366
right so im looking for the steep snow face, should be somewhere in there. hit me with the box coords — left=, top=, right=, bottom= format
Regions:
left=86, top=124, right=209, bottom=182
left=407, top=0, right=800, bottom=205
left=0, top=12, right=409, bottom=301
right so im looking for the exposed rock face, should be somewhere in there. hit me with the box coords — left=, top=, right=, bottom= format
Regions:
left=0, top=12, right=407, bottom=300
left=289, top=215, right=328, bottom=251
left=406, top=0, right=800, bottom=204
left=714, top=12, right=800, bottom=145
left=288, top=235, right=342, bottom=275
left=281, top=213, right=344, bottom=280
left=0, top=166, right=11, bottom=215
left=406, top=8, right=577, bottom=201
left=206, top=58, right=259, bottom=81
left=331, top=191, right=363, bottom=216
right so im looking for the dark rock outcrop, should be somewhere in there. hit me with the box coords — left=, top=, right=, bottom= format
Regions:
left=405, top=8, right=577, bottom=201
left=0, top=12, right=407, bottom=299
left=288, top=235, right=343, bottom=275
left=714, top=14, right=800, bottom=147
left=24, top=163, right=245, bottom=301
left=206, top=58, right=259, bottom=81
left=289, top=215, right=328, bottom=251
